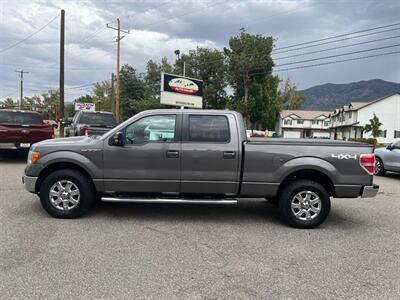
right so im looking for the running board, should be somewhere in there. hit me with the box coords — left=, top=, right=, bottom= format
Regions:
left=101, top=197, right=238, bottom=205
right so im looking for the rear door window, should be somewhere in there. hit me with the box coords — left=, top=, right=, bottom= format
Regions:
left=0, top=111, right=43, bottom=125
left=188, top=115, right=230, bottom=142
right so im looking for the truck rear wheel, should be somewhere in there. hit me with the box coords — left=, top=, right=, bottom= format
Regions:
left=278, top=180, right=331, bottom=229
left=39, top=169, right=95, bottom=218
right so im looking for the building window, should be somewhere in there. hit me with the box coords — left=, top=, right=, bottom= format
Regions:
left=348, top=111, right=352, bottom=119
left=283, top=119, right=292, bottom=125
left=297, top=120, right=303, bottom=124
left=324, top=121, right=330, bottom=127
left=312, top=120, right=319, bottom=125
left=394, top=130, right=400, bottom=138
left=381, top=130, right=387, bottom=138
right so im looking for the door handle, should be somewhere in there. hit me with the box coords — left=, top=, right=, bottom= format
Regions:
left=166, top=150, right=179, bottom=158
left=223, top=151, right=236, bottom=159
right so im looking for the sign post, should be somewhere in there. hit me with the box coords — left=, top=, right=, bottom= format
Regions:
left=160, top=73, right=203, bottom=108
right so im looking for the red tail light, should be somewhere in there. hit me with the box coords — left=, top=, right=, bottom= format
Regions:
left=80, top=126, right=88, bottom=136
left=360, top=154, right=375, bottom=175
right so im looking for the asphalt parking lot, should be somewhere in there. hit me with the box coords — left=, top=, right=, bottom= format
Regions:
left=0, top=150, right=399, bottom=299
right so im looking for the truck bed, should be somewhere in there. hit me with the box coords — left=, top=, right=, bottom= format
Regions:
left=248, top=137, right=371, bottom=147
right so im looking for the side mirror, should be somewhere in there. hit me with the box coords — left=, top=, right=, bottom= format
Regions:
left=109, top=131, right=124, bottom=146
left=387, top=144, right=393, bottom=151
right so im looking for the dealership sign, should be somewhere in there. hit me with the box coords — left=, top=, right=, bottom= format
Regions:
left=160, top=73, right=203, bottom=108
left=75, top=102, right=95, bottom=111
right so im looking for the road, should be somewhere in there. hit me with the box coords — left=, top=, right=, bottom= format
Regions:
left=1, top=150, right=400, bottom=299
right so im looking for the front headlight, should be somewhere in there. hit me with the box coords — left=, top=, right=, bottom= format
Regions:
left=27, top=151, right=40, bottom=164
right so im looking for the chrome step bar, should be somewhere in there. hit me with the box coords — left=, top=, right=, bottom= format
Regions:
left=101, top=197, right=238, bottom=204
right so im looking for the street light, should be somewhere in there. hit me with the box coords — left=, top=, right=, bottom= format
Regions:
left=174, top=49, right=180, bottom=60
left=174, top=49, right=185, bottom=76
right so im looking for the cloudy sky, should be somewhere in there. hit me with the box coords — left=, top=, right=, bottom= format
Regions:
left=0, top=0, right=399, bottom=101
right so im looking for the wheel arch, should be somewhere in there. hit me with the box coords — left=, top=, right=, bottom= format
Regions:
left=277, top=169, right=336, bottom=198
left=35, top=162, right=95, bottom=194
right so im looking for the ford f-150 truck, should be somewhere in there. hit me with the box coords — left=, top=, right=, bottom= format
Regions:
left=0, top=109, right=54, bottom=150
left=22, top=109, right=379, bottom=228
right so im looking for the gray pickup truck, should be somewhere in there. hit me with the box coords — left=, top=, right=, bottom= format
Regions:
left=65, top=111, right=117, bottom=137
left=23, top=109, right=379, bottom=228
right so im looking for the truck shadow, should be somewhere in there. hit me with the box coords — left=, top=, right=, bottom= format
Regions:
left=383, top=172, right=400, bottom=180
left=90, top=199, right=284, bottom=225
left=86, top=199, right=362, bottom=230
left=0, top=150, right=28, bottom=163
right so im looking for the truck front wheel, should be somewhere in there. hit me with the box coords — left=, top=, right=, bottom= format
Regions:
left=39, top=169, right=95, bottom=218
left=278, top=180, right=331, bottom=229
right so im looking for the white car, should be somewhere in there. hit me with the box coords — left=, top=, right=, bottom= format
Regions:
left=374, top=140, right=400, bottom=175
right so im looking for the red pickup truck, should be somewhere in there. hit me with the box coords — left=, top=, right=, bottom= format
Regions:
left=0, top=110, right=54, bottom=150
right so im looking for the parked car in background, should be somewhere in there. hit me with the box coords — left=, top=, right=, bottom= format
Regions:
left=374, top=140, right=400, bottom=175
left=65, top=111, right=117, bottom=137
left=0, top=109, right=54, bottom=150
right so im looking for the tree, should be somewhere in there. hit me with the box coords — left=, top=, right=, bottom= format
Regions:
left=278, top=77, right=306, bottom=110
left=120, top=64, right=160, bottom=120
left=41, top=89, right=60, bottom=120
left=65, top=103, right=75, bottom=118
left=144, top=57, right=173, bottom=100
left=1, top=98, right=16, bottom=108
left=224, top=28, right=278, bottom=129
left=364, top=114, right=383, bottom=138
left=73, top=94, right=93, bottom=103
left=176, top=47, right=227, bottom=109
left=91, top=81, right=112, bottom=111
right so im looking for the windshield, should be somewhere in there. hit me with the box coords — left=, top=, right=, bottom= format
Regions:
left=0, top=111, right=43, bottom=125
left=79, top=112, right=117, bottom=126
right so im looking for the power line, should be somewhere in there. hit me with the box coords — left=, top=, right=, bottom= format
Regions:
left=274, top=35, right=400, bottom=60
left=274, top=22, right=400, bottom=51
left=273, top=27, right=400, bottom=55
left=0, top=15, right=58, bottom=53
left=181, top=26, right=400, bottom=69
left=274, top=50, right=400, bottom=72
left=275, top=43, right=400, bottom=67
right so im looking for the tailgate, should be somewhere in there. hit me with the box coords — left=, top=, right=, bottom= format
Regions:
left=87, top=126, right=113, bottom=136
left=0, top=124, right=53, bottom=143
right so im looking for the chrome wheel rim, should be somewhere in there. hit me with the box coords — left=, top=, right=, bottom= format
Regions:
left=375, top=159, right=382, bottom=174
left=49, top=180, right=80, bottom=211
left=291, top=191, right=321, bottom=221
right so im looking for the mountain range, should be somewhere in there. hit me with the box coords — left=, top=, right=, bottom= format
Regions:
left=300, top=79, right=400, bottom=111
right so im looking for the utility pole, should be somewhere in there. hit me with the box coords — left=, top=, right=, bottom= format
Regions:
left=107, top=19, right=129, bottom=122
left=110, top=72, right=115, bottom=115
left=59, top=9, right=65, bottom=137
left=15, top=70, right=29, bottom=109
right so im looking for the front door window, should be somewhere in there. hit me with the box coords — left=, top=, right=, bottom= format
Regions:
left=125, top=115, right=176, bottom=144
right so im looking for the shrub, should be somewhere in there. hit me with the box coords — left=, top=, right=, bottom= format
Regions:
left=348, top=138, right=377, bottom=145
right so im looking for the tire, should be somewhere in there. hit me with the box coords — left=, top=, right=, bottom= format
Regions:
left=39, top=169, right=95, bottom=218
left=278, top=180, right=331, bottom=229
left=374, top=157, right=386, bottom=176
